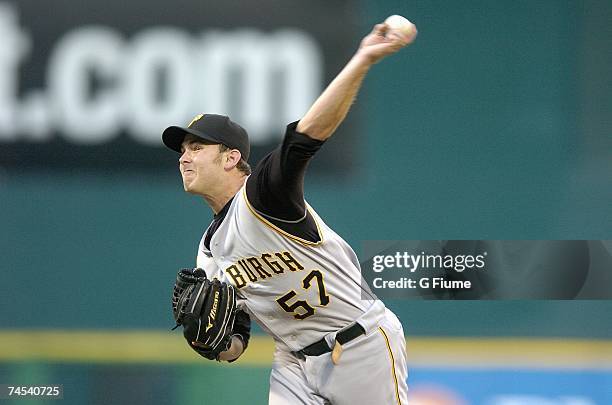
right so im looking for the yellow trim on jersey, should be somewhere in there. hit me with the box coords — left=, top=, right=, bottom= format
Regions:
left=242, top=188, right=324, bottom=247
left=379, top=326, right=402, bottom=405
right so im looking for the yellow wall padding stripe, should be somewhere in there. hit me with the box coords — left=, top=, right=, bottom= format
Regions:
left=0, top=331, right=611, bottom=369
left=379, top=327, right=402, bottom=405
left=406, top=337, right=612, bottom=369
left=0, top=330, right=275, bottom=366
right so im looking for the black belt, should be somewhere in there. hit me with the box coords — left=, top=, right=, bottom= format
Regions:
left=292, top=323, right=365, bottom=360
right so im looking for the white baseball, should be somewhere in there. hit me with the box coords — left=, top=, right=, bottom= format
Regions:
left=384, top=14, right=417, bottom=39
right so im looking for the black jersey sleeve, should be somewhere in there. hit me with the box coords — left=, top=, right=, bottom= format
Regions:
left=246, top=121, right=325, bottom=226
left=227, top=308, right=251, bottom=363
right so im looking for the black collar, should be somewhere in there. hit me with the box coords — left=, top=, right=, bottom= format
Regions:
left=204, top=197, right=234, bottom=251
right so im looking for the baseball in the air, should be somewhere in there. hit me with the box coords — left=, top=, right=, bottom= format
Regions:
left=384, top=14, right=417, bottom=40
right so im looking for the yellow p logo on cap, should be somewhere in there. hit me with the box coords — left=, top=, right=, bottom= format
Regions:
left=188, top=114, right=204, bottom=128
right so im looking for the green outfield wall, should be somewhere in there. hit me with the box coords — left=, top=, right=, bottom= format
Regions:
left=1, top=0, right=610, bottom=337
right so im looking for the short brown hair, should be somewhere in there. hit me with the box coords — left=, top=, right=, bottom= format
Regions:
left=218, top=144, right=251, bottom=175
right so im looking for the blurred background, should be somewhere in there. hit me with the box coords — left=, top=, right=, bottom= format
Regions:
left=1, top=0, right=611, bottom=404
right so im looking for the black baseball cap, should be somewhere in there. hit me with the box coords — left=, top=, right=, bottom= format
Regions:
left=162, top=114, right=250, bottom=161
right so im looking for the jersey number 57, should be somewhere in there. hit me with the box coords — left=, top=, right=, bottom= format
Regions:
left=276, top=270, right=330, bottom=320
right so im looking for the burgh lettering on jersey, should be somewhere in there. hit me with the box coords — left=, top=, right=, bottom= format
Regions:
left=223, top=251, right=304, bottom=288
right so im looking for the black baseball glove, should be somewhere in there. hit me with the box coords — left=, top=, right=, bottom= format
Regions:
left=171, top=268, right=237, bottom=360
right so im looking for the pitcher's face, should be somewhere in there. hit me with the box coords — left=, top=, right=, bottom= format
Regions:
left=179, top=135, right=224, bottom=195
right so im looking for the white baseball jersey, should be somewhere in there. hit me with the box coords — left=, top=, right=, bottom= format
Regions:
left=196, top=184, right=385, bottom=352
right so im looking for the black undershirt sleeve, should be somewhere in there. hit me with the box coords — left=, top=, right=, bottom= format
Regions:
left=226, top=308, right=250, bottom=363
left=246, top=121, right=325, bottom=242
left=231, top=309, right=251, bottom=347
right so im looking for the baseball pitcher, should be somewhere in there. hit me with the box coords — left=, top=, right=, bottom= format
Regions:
left=165, top=18, right=417, bottom=405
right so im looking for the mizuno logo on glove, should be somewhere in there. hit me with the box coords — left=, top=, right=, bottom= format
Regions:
left=206, top=290, right=220, bottom=332
left=171, top=268, right=237, bottom=361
